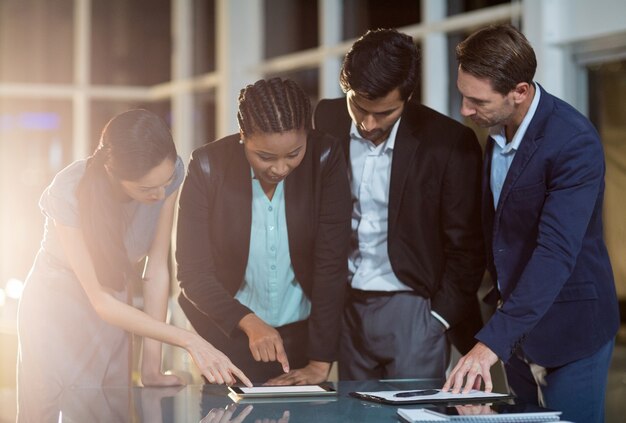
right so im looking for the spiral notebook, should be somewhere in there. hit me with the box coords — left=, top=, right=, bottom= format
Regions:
left=397, top=403, right=562, bottom=422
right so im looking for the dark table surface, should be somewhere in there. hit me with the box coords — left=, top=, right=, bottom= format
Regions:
left=57, top=379, right=453, bottom=422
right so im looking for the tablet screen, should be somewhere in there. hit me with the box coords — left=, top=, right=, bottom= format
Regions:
left=229, top=385, right=336, bottom=397
left=239, top=386, right=328, bottom=394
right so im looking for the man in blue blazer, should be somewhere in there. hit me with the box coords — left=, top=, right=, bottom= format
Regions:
left=444, top=24, right=620, bottom=423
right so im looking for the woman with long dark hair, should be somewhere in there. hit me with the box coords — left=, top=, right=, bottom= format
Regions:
left=17, top=109, right=250, bottom=422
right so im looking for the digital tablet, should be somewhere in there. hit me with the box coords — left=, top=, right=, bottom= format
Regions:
left=228, top=384, right=337, bottom=398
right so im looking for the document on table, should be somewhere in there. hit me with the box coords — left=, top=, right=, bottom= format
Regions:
left=349, top=389, right=512, bottom=405
left=397, top=404, right=562, bottom=422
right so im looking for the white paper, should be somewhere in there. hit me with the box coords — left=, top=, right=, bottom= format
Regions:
left=397, top=405, right=562, bottom=422
left=397, top=408, right=448, bottom=422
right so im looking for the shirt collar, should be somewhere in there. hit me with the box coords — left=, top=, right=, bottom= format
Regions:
left=490, top=82, right=542, bottom=153
left=350, top=117, right=402, bottom=152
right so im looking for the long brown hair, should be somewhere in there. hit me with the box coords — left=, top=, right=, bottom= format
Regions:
left=76, top=109, right=176, bottom=291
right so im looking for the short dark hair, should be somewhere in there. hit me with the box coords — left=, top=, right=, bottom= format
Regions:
left=456, top=23, right=537, bottom=95
left=237, top=77, right=312, bottom=138
left=340, top=28, right=419, bottom=101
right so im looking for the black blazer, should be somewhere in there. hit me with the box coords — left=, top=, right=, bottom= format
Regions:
left=176, top=130, right=351, bottom=362
left=314, top=98, right=485, bottom=353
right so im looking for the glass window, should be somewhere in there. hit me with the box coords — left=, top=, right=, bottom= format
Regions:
left=0, top=99, right=72, bottom=289
left=0, top=0, right=74, bottom=84
left=588, top=59, right=626, bottom=306
left=91, top=0, right=171, bottom=86
left=194, top=90, right=217, bottom=147
left=90, top=100, right=172, bottom=153
left=447, top=30, right=493, bottom=148
left=264, top=0, right=318, bottom=59
left=342, top=0, right=421, bottom=40
left=447, top=0, right=511, bottom=16
left=193, top=0, right=217, bottom=75
left=267, top=68, right=320, bottom=106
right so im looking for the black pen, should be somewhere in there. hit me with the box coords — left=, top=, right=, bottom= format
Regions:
left=394, top=389, right=439, bottom=398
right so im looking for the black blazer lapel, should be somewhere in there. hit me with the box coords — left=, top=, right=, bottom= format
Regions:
left=223, top=142, right=253, bottom=269
left=285, top=134, right=315, bottom=266
left=389, top=105, right=422, bottom=228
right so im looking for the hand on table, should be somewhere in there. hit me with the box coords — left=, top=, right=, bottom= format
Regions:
left=442, top=342, right=499, bottom=394
left=265, top=360, right=331, bottom=385
left=238, top=313, right=290, bottom=373
left=187, top=334, right=252, bottom=387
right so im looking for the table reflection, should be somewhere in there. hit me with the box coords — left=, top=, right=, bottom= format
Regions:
left=53, top=379, right=440, bottom=423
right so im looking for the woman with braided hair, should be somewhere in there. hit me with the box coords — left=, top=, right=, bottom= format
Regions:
left=17, top=109, right=250, bottom=422
left=177, top=78, right=351, bottom=384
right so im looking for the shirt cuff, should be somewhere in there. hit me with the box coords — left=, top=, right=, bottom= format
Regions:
left=430, top=310, right=450, bottom=330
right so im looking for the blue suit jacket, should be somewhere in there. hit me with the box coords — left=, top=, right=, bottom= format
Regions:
left=477, top=85, right=619, bottom=368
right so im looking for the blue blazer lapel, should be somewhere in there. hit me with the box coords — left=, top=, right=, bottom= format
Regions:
left=493, top=88, right=554, bottom=218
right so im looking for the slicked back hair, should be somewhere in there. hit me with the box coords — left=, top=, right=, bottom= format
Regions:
left=77, top=109, right=176, bottom=291
left=237, top=77, right=312, bottom=138
left=340, top=28, right=420, bottom=101
left=456, top=23, right=537, bottom=95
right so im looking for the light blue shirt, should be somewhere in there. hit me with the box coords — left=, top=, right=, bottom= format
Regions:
left=348, top=118, right=450, bottom=328
left=490, top=83, right=541, bottom=209
left=235, top=176, right=311, bottom=327
left=348, top=118, right=411, bottom=292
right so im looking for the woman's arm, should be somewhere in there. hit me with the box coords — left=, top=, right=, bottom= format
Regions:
left=55, top=199, right=251, bottom=386
left=139, top=191, right=182, bottom=386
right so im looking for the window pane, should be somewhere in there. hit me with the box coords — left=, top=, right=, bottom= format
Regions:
left=447, top=0, right=512, bottom=17
left=588, top=59, right=626, bottom=306
left=264, top=0, right=318, bottom=59
left=342, top=0, right=421, bottom=40
left=90, top=100, right=172, bottom=153
left=193, top=0, right=216, bottom=75
left=0, top=0, right=74, bottom=84
left=194, top=90, right=217, bottom=147
left=267, top=68, right=320, bottom=106
left=0, top=99, right=72, bottom=292
left=91, top=0, right=171, bottom=86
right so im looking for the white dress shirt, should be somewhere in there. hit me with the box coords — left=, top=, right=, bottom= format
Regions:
left=348, top=118, right=412, bottom=292
left=348, top=118, right=450, bottom=328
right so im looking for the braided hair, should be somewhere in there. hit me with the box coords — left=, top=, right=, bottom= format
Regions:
left=237, top=77, right=312, bottom=138
left=76, top=109, right=176, bottom=291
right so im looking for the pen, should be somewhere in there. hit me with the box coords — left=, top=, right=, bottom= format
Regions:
left=393, top=389, right=439, bottom=398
